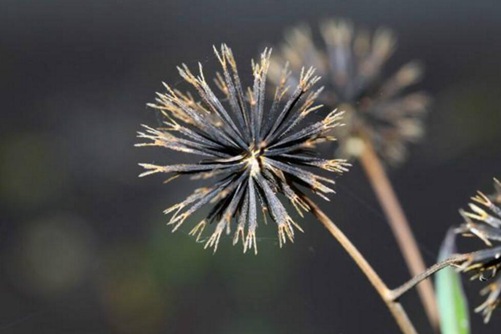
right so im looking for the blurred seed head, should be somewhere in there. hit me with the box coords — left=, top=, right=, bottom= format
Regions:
left=137, top=44, right=349, bottom=254
left=269, top=18, right=431, bottom=165
left=456, top=178, right=501, bottom=323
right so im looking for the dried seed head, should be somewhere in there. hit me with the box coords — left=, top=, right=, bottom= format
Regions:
left=269, top=18, right=431, bottom=165
left=137, top=44, right=349, bottom=254
left=457, top=178, right=501, bottom=322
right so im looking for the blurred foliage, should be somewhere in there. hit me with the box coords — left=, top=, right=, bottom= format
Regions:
left=425, top=82, right=501, bottom=166
left=99, top=242, right=168, bottom=334
left=6, top=214, right=95, bottom=296
left=0, top=134, right=68, bottom=209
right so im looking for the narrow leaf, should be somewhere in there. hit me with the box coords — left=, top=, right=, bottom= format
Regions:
left=435, top=228, right=470, bottom=334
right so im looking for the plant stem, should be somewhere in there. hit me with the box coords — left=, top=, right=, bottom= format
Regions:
left=389, top=254, right=470, bottom=301
left=305, top=198, right=418, bottom=334
left=358, top=139, right=439, bottom=330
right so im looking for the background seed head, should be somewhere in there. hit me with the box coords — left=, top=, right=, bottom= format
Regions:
left=269, top=18, right=431, bottom=165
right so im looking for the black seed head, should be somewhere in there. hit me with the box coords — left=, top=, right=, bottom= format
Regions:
left=457, top=178, right=501, bottom=322
left=137, top=44, right=349, bottom=254
left=269, top=18, right=431, bottom=164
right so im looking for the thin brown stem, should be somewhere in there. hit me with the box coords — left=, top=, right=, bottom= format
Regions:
left=359, top=139, right=440, bottom=330
left=389, top=254, right=470, bottom=301
left=306, top=198, right=418, bottom=334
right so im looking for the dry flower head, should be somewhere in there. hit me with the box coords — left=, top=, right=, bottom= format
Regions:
left=457, top=178, right=501, bottom=322
left=269, top=18, right=431, bottom=164
left=137, top=44, right=349, bottom=254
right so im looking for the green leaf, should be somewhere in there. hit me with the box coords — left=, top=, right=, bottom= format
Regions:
left=435, top=229, right=470, bottom=334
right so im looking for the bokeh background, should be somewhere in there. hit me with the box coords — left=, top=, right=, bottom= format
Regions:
left=1, top=1, right=501, bottom=333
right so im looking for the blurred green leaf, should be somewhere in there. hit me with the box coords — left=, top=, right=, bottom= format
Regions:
left=435, top=229, right=470, bottom=334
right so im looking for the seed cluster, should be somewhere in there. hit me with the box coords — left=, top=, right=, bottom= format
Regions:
left=269, top=19, right=430, bottom=164
left=137, top=45, right=349, bottom=254
left=457, top=179, right=501, bottom=322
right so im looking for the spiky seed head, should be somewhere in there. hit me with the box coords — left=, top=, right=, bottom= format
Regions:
left=269, top=18, right=431, bottom=165
left=137, top=44, right=349, bottom=254
left=456, top=178, right=501, bottom=322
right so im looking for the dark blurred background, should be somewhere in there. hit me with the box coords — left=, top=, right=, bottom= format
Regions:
left=1, top=1, right=501, bottom=333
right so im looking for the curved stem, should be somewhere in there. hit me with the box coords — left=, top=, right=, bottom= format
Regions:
left=358, top=139, right=439, bottom=331
left=389, top=254, right=470, bottom=301
left=306, top=198, right=417, bottom=334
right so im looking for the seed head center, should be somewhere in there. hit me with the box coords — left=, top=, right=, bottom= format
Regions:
left=246, top=148, right=263, bottom=176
